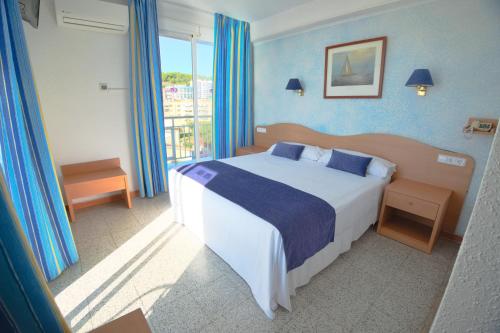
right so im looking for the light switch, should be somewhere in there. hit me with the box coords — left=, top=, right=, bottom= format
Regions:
left=437, top=154, right=466, bottom=167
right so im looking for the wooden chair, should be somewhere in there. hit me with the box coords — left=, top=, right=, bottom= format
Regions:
left=90, top=308, right=151, bottom=333
left=61, top=158, right=132, bottom=221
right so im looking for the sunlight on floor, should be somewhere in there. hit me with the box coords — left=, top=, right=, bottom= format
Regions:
left=54, top=205, right=205, bottom=331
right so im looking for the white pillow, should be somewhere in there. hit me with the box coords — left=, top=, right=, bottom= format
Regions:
left=267, top=142, right=323, bottom=162
left=318, top=148, right=396, bottom=179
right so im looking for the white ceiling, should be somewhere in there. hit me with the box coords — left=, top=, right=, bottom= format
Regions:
left=157, top=0, right=423, bottom=42
left=159, top=0, right=315, bottom=22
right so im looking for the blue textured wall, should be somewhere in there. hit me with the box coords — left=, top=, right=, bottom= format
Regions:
left=254, top=0, right=500, bottom=235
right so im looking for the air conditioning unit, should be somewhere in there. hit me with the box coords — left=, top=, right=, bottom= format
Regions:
left=55, top=0, right=128, bottom=34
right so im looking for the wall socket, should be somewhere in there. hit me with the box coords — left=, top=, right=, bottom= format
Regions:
left=437, top=154, right=467, bottom=167
left=99, top=82, right=108, bottom=90
left=256, top=127, right=267, bottom=133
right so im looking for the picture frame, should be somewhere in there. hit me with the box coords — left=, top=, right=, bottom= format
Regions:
left=323, top=36, right=387, bottom=99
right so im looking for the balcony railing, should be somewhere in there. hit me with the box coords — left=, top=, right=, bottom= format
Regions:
left=165, top=115, right=212, bottom=165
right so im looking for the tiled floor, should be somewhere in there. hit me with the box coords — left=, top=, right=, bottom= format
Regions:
left=49, top=195, right=458, bottom=333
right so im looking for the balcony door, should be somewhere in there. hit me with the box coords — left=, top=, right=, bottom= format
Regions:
left=159, top=35, right=213, bottom=166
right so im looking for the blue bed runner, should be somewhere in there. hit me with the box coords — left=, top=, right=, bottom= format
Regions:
left=176, top=160, right=336, bottom=271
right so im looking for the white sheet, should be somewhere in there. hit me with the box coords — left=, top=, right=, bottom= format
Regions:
left=169, top=153, right=388, bottom=319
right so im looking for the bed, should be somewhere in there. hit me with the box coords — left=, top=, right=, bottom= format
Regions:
left=169, top=151, right=389, bottom=319
left=168, top=123, right=474, bottom=319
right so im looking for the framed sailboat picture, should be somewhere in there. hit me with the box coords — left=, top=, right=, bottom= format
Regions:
left=324, top=37, right=387, bottom=98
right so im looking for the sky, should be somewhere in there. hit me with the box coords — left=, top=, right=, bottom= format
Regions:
left=159, top=36, right=213, bottom=77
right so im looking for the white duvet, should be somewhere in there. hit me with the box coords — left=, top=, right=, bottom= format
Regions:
left=169, top=153, right=388, bottom=319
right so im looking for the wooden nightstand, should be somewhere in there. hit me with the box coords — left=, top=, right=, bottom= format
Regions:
left=235, top=145, right=267, bottom=156
left=377, top=178, right=452, bottom=254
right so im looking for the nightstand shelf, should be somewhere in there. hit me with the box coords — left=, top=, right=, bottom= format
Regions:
left=235, top=145, right=267, bottom=156
left=377, top=178, right=452, bottom=254
left=379, top=213, right=433, bottom=249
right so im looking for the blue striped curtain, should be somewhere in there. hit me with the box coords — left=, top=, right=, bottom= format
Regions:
left=128, top=0, right=168, bottom=197
left=0, top=172, right=69, bottom=333
left=0, top=0, right=78, bottom=281
left=213, top=14, right=253, bottom=159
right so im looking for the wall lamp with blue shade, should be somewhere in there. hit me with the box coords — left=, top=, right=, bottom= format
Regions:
left=286, top=78, right=304, bottom=96
left=405, top=69, right=434, bottom=96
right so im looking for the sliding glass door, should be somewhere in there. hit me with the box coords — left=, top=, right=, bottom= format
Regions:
left=159, top=36, right=213, bottom=166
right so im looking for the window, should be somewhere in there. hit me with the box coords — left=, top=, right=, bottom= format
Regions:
left=159, top=36, right=213, bottom=166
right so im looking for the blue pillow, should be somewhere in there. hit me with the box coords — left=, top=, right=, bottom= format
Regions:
left=271, top=142, right=305, bottom=160
left=326, top=149, right=372, bottom=177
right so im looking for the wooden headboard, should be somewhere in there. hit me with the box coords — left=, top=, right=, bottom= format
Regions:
left=254, top=123, right=474, bottom=235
